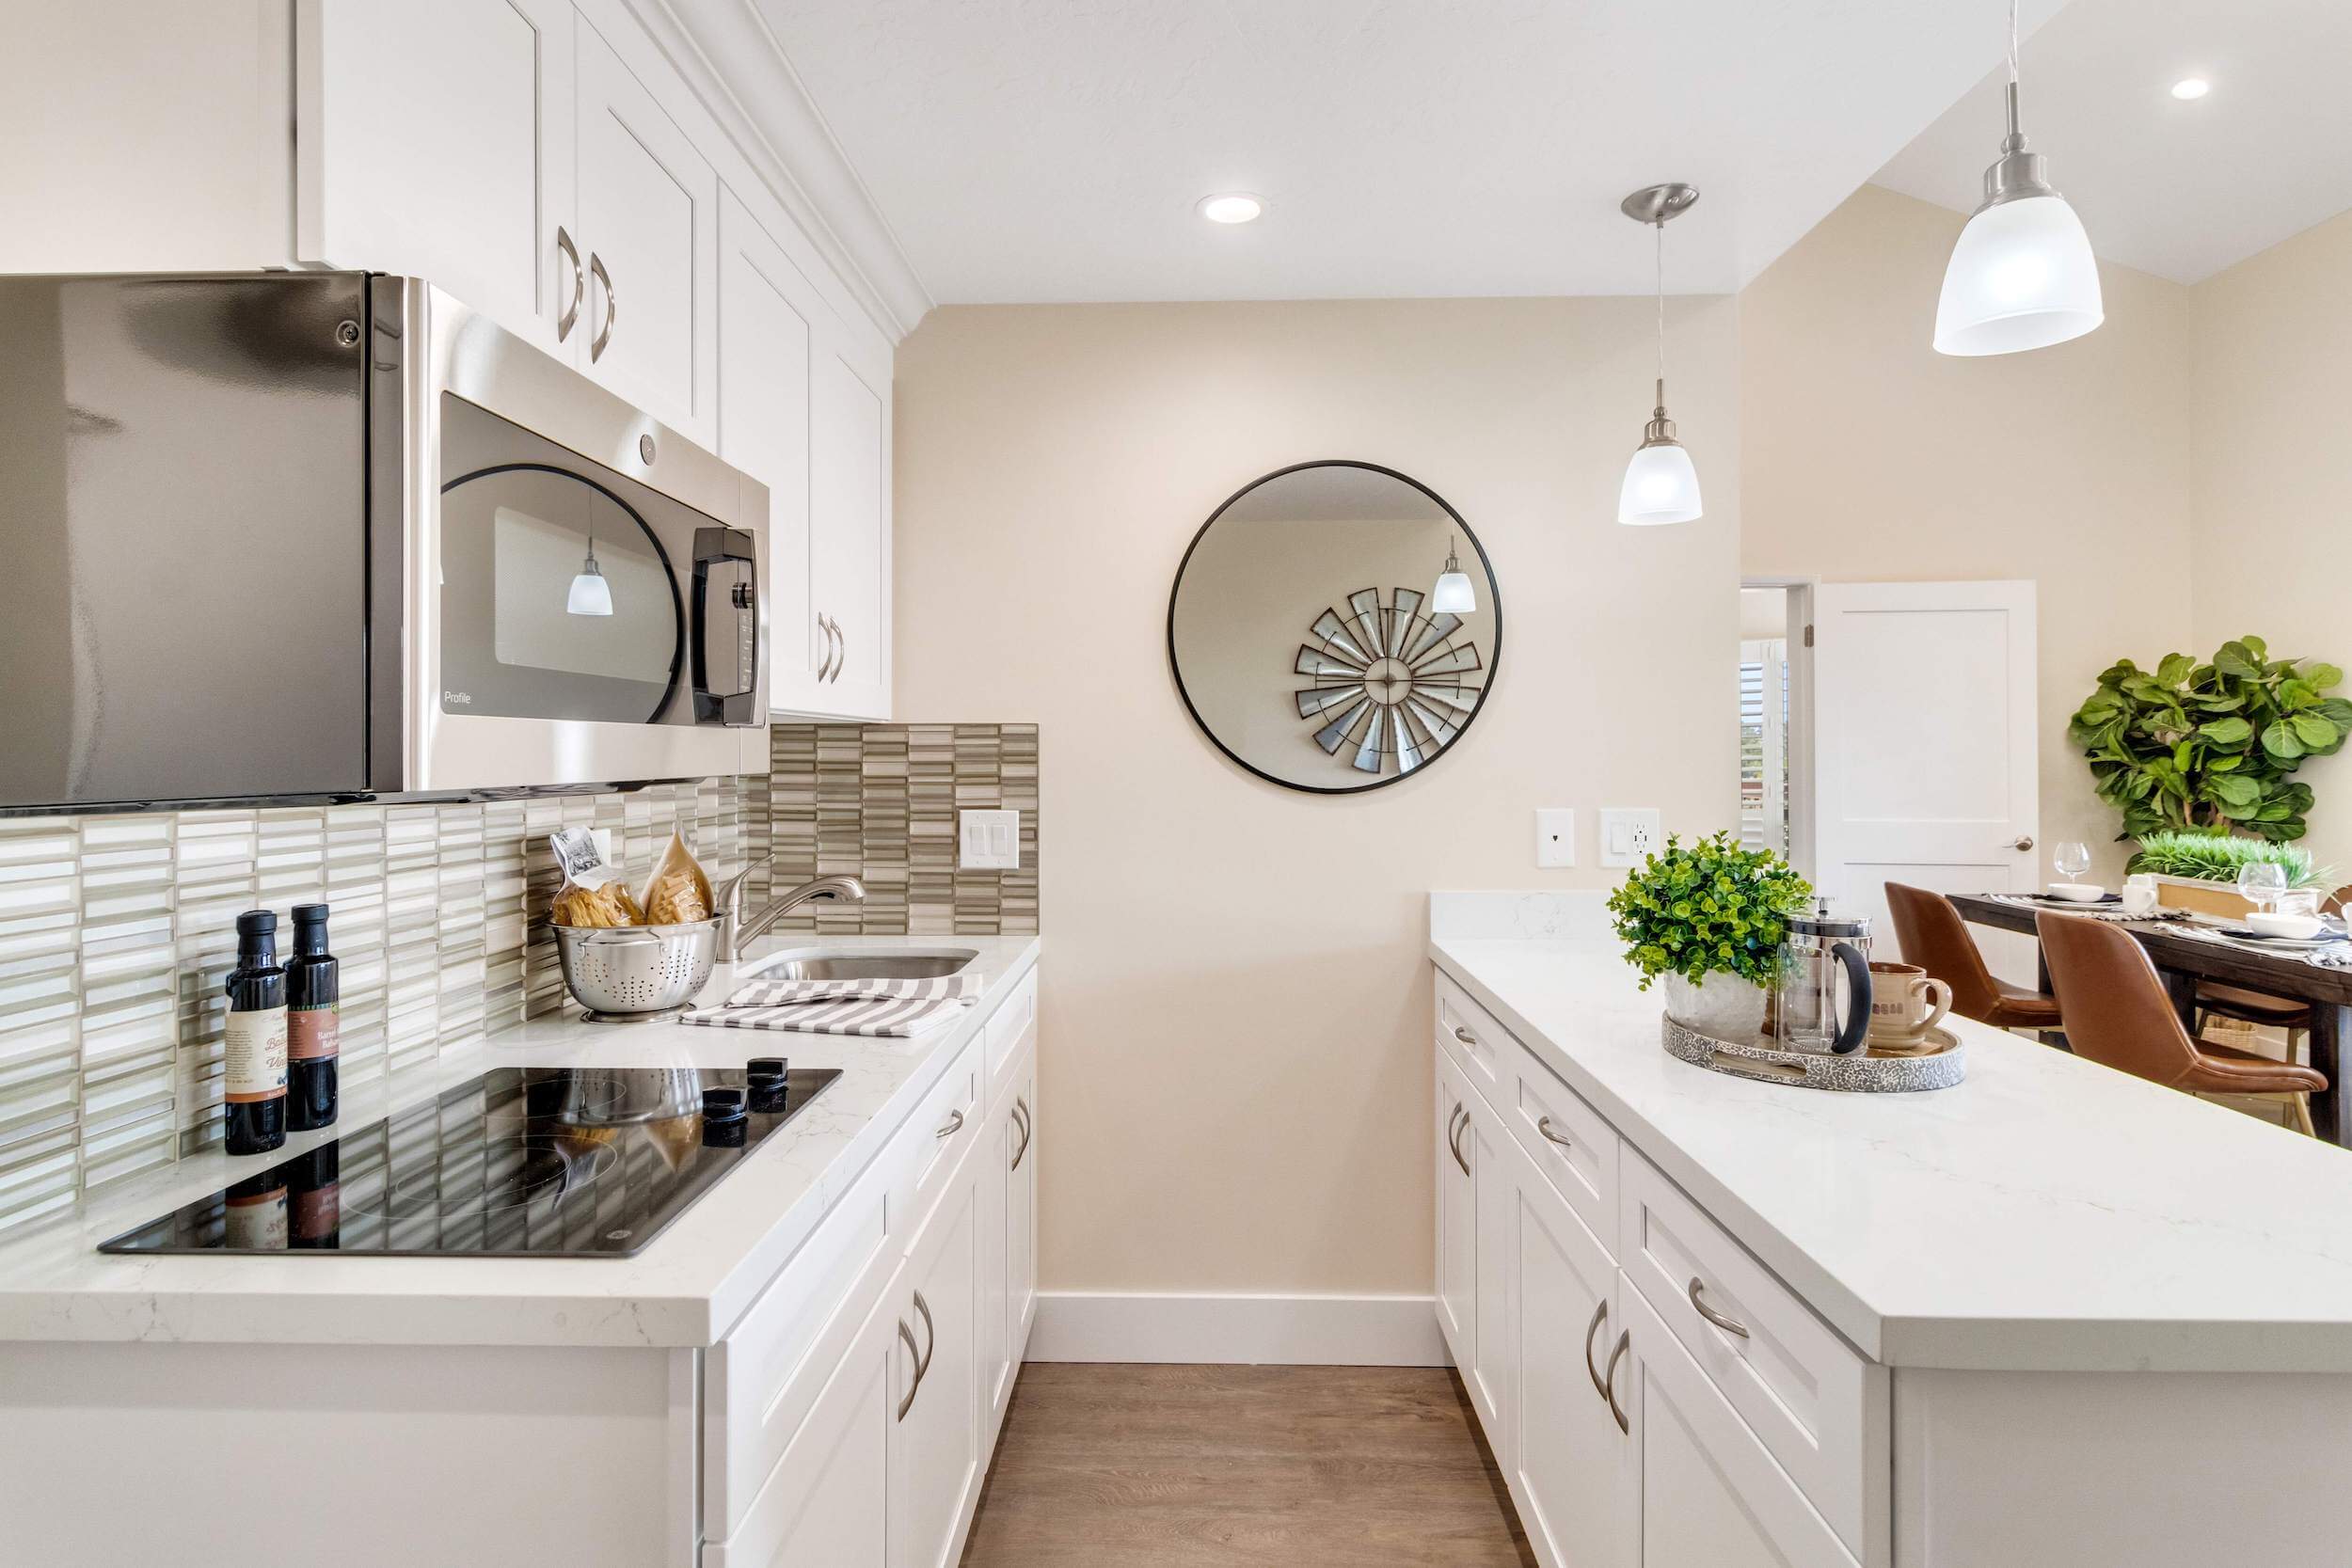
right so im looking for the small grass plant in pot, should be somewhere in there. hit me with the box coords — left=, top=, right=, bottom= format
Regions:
left=1607, top=831, right=1812, bottom=1040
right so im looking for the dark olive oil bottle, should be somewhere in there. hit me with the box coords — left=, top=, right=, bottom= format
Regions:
left=222, top=911, right=288, bottom=1155
left=285, top=904, right=340, bottom=1131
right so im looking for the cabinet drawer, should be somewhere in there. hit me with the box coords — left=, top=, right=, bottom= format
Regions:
left=894, top=1038, right=980, bottom=1248
left=984, top=965, right=1038, bottom=1104
left=1498, top=1050, right=1618, bottom=1257
left=1436, top=971, right=1504, bottom=1098
left=705, top=1175, right=897, bottom=1541
left=1619, top=1150, right=1884, bottom=1558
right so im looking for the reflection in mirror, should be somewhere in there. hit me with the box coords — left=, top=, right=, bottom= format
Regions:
left=1168, top=463, right=1501, bottom=793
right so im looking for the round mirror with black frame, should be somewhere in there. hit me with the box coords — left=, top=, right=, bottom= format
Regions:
left=1167, top=461, right=1501, bottom=794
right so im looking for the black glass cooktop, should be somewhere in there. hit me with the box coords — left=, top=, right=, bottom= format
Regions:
left=97, top=1064, right=840, bottom=1259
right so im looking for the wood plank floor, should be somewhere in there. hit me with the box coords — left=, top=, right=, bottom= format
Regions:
left=959, top=1364, right=1537, bottom=1567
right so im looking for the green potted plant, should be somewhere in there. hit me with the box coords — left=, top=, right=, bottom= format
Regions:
left=2127, top=830, right=2330, bottom=919
left=1607, top=831, right=1812, bottom=1037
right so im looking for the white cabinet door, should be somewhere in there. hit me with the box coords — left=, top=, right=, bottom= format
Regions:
left=574, top=15, right=716, bottom=443
left=1009, top=1064, right=1038, bottom=1353
left=716, top=185, right=824, bottom=711
left=1622, top=1287, right=1859, bottom=1568
left=887, top=1166, right=981, bottom=1568
left=1436, top=1055, right=1476, bottom=1367
left=1509, top=1137, right=1636, bottom=1568
left=1464, top=1088, right=1514, bottom=1462
left=808, top=344, right=892, bottom=718
left=976, top=1086, right=1013, bottom=1432
left=296, top=0, right=577, bottom=355
left=706, top=1258, right=904, bottom=1568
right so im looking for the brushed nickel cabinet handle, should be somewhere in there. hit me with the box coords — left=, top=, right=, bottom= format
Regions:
left=1603, top=1330, right=1631, bottom=1433
left=1448, top=1103, right=1470, bottom=1177
left=935, top=1108, right=964, bottom=1139
left=1688, top=1277, right=1750, bottom=1338
left=912, top=1289, right=935, bottom=1384
left=1582, top=1299, right=1610, bottom=1402
left=554, top=225, right=583, bottom=341
left=1452, top=1025, right=1478, bottom=1046
left=588, top=250, right=616, bottom=362
left=1010, top=1097, right=1032, bottom=1171
left=830, top=616, right=848, bottom=683
left=1536, top=1115, right=1572, bottom=1150
left=819, top=614, right=843, bottom=682
left=895, top=1318, right=920, bottom=1420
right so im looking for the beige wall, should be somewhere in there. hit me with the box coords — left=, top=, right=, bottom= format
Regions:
left=894, top=298, right=1739, bottom=1297
left=1741, top=184, right=2198, bottom=885
left=2190, top=209, right=2352, bottom=879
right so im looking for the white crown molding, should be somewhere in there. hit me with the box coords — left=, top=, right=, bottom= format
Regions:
left=627, top=0, right=933, bottom=343
left=1027, top=1291, right=1450, bottom=1367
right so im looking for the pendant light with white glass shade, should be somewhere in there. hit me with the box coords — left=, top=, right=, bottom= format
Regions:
left=567, top=518, right=614, bottom=616
left=1615, top=182, right=1703, bottom=527
left=1430, top=536, right=1476, bottom=613
left=1932, top=0, right=2103, bottom=356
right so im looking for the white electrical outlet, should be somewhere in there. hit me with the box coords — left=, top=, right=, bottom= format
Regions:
left=1534, top=809, right=1576, bottom=868
left=958, top=809, right=1021, bottom=870
left=1598, top=807, right=1662, bottom=868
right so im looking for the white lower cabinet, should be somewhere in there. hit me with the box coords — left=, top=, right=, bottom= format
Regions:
left=979, top=1044, right=1041, bottom=1431
left=1008, top=1062, right=1039, bottom=1355
left=890, top=1168, right=982, bottom=1568
left=1437, top=968, right=1882, bottom=1568
left=1508, top=1134, right=1636, bottom=1568
left=709, top=1257, right=904, bottom=1567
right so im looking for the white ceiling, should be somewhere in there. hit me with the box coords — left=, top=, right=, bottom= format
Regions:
left=749, top=0, right=2069, bottom=304
left=1873, top=0, right=2352, bottom=284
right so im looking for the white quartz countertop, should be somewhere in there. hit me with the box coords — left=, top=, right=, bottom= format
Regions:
left=0, top=933, right=1041, bottom=1349
left=1431, top=926, right=2352, bottom=1372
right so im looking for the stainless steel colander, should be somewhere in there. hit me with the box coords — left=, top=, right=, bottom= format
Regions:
left=552, top=920, right=720, bottom=1020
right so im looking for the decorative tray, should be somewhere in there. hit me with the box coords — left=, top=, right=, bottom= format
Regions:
left=1661, top=1018, right=1965, bottom=1093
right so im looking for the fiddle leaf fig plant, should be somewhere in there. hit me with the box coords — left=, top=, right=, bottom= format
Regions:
left=1607, top=832, right=1812, bottom=990
left=2070, top=636, right=2349, bottom=844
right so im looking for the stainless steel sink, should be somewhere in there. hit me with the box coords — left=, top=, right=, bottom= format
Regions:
left=746, top=947, right=978, bottom=982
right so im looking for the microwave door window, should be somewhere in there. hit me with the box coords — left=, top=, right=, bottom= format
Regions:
left=438, top=465, right=683, bottom=722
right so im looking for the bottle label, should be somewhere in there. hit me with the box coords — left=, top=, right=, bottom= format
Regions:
left=223, top=1006, right=289, bottom=1102
left=224, top=1186, right=289, bottom=1250
left=289, top=1006, right=340, bottom=1063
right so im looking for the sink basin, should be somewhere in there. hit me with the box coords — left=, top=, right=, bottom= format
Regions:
left=747, top=947, right=978, bottom=983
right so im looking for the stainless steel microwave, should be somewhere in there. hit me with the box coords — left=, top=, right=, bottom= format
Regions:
left=0, top=273, right=768, bottom=813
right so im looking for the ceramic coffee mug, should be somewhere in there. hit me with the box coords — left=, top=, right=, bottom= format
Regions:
left=1866, top=961, right=1950, bottom=1045
left=2120, top=875, right=2159, bottom=917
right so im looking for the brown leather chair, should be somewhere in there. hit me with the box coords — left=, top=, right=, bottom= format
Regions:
left=2037, top=911, right=2326, bottom=1133
left=2194, top=884, right=2352, bottom=1061
left=1883, top=882, right=2061, bottom=1030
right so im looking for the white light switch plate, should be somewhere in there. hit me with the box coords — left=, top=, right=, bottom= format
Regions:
left=1598, top=807, right=1661, bottom=868
left=958, top=809, right=1021, bottom=870
left=1534, top=809, right=1576, bottom=868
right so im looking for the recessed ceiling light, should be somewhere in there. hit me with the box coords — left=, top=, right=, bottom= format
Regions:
left=2170, top=78, right=2210, bottom=100
left=1197, top=193, right=1264, bottom=225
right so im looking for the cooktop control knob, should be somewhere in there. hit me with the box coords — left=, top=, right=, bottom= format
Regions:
left=744, top=1058, right=789, bottom=1113
left=701, top=1087, right=748, bottom=1147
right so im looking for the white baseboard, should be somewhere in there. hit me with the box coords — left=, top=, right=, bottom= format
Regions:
left=1026, top=1291, right=1450, bottom=1367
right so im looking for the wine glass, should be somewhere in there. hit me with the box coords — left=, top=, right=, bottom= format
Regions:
left=2053, top=842, right=2091, bottom=886
left=2238, top=861, right=2288, bottom=917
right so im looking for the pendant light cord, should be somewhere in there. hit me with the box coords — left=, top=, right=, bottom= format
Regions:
left=2007, top=0, right=2020, bottom=86
left=1653, top=219, right=1666, bottom=394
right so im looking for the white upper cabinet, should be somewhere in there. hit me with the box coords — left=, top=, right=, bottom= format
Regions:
left=573, top=16, right=718, bottom=444
left=809, top=345, right=893, bottom=719
left=295, top=0, right=577, bottom=356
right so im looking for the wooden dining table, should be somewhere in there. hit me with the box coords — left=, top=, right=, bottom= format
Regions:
left=1948, top=892, right=2352, bottom=1147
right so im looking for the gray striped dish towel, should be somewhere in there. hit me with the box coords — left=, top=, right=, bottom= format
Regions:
left=676, top=973, right=982, bottom=1037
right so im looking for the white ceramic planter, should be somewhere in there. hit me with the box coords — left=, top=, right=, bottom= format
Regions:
left=1661, top=972, right=1769, bottom=1042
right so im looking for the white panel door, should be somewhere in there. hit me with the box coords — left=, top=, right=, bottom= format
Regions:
left=1813, top=580, right=2038, bottom=946
left=887, top=1168, right=980, bottom=1568
left=1465, top=1090, right=1513, bottom=1460
left=297, top=0, right=577, bottom=355
left=716, top=186, right=826, bottom=712
left=1623, top=1287, right=1859, bottom=1568
left=1511, top=1138, right=1636, bottom=1568
left=575, top=16, right=716, bottom=442
left=1436, top=1057, right=1476, bottom=1366
left=976, top=1087, right=1013, bottom=1430
left=810, top=346, right=892, bottom=718
left=707, top=1260, right=903, bottom=1568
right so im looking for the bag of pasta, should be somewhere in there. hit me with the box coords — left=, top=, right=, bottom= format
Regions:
left=641, top=830, right=714, bottom=926
left=548, top=826, right=644, bottom=928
